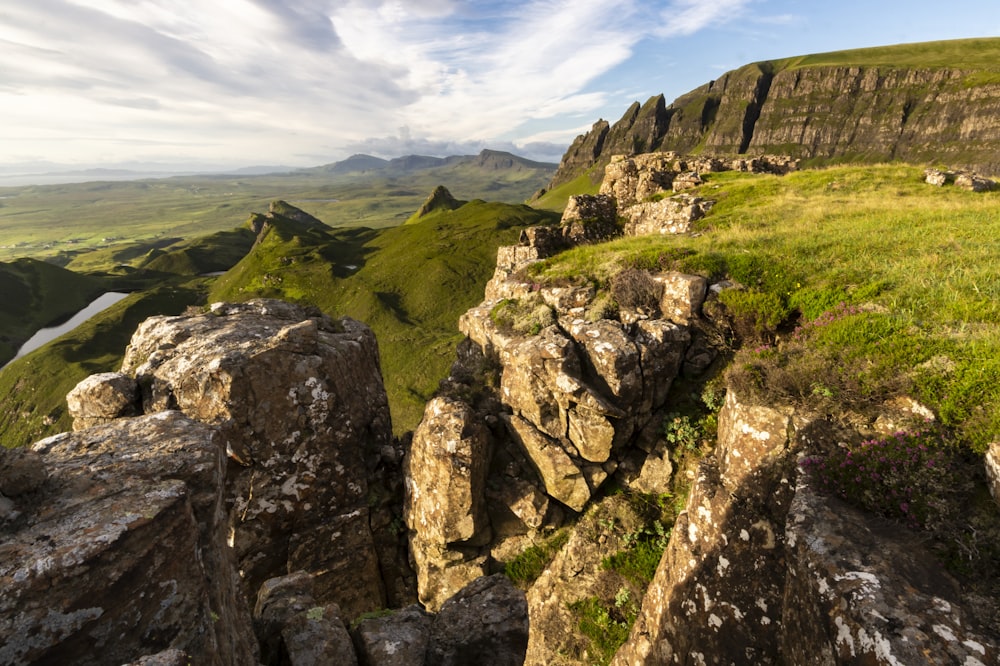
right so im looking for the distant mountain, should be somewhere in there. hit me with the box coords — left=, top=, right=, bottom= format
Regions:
left=309, top=150, right=557, bottom=178
left=313, top=154, right=390, bottom=175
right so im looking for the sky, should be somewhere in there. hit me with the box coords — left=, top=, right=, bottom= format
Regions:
left=2, top=0, right=999, bottom=176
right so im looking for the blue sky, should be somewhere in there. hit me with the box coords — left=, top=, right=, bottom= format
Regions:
left=1, top=0, right=998, bottom=175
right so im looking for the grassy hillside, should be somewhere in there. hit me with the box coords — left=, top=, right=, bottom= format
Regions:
left=0, top=258, right=107, bottom=365
left=211, top=200, right=561, bottom=431
left=0, top=281, right=207, bottom=447
left=527, top=164, right=1000, bottom=451
left=775, top=37, right=1000, bottom=72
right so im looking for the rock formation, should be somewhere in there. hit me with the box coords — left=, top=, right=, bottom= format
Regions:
left=549, top=56, right=1000, bottom=188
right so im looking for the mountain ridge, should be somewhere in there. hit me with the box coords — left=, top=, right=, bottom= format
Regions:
left=549, top=37, right=1000, bottom=189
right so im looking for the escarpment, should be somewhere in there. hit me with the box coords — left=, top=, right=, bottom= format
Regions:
left=549, top=43, right=1000, bottom=189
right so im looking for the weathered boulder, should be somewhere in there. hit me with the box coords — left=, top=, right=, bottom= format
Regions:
left=405, top=396, right=492, bottom=546
left=955, top=171, right=996, bottom=192
left=651, top=272, right=708, bottom=325
left=560, top=194, right=620, bottom=245
left=715, top=390, right=794, bottom=492
left=428, top=575, right=529, bottom=666
left=782, top=473, right=997, bottom=664
left=0, top=412, right=258, bottom=666
left=119, top=299, right=395, bottom=618
left=506, top=414, right=591, bottom=512
left=621, top=194, right=713, bottom=236
left=254, top=572, right=317, bottom=663
left=281, top=604, right=357, bottom=666
left=924, top=167, right=951, bottom=186
left=253, top=571, right=357, bottom=665
left=671, top=171, right=702, bottom=192
left=351, top=605, right=432, bottom=666
left=65, top=371, right=139, bottom=430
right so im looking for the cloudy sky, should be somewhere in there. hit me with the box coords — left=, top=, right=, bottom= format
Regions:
left=2, top=0, right=999, bottom=175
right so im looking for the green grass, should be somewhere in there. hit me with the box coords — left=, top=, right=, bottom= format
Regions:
left=0, top=281, right=208, bottom=447
left=773, top=37, right=1000, bottom=72
left=0, top=258, right=108, bottom=365
left=503, top=529, right=571, bottom=588
left=531, top=170, right=602, bottom=212
left=526, top=164, right=1000, bottom=452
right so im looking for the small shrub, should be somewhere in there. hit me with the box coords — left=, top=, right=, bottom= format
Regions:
left=799, top=428, right=967, bottom=530
left=717, top=288, right=790, bottom=342
left=663, top=413, right=702, bottom=451
left=567, top=596, right=635, bottom=666
left=610, top=267, right=661, bottom=312
left=489, top=298, right=554, bottom=335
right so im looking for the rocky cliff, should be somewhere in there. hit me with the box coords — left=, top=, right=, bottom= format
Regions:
left=0, top=300, right=529, bottom=664
left=549, top=40, right=1000, bottom=189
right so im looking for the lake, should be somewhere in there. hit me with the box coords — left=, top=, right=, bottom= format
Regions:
left=4, top=292, right=129, bottom=367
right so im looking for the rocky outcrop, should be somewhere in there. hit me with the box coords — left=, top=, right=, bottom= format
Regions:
left=620, top=194, right=714, bottom=237
left=413, top=185, right=465, bottom=219
left=613, top=390, right=999, bottom=664
left=559, top=194, right=620, bottom=245
left=0, top=412, right=259, bottom=665
left=117, top=300, right=402, bottom=618
left=548, top=47, right=1000, bottom=187
left=405, top=397, right=493, bottom=610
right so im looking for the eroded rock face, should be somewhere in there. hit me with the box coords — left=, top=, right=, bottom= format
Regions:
left=0, top=412, right=258, bottom=666
left=600, top=153, right=679, bottom=206
left=351, top=605, right=432, bottom=666
left=782, top=475, right=997, bottom=665
left=119, top=300, right=396, bottom=618
left=620, top=194, right=714, bottom=237
left=560, top=194, right=620, bottom=245
left=405, top=396, right=493, bottom=610
left=526, top=495, right=654, bottom=665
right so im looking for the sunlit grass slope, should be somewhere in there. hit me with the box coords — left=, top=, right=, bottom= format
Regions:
left=211, top=200, right=561, bottom=431
left=528, top=164, right=1000, bottom=451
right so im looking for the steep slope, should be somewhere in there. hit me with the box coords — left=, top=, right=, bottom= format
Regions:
left=549, top=37, right=1000, bottom=187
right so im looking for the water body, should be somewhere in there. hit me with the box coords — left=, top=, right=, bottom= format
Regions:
left=5, top=292, right=129, bottom=367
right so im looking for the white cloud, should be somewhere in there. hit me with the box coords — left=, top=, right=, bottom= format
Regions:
left=656, top=0, right=753, bottom=37
left=0, top=0, right=765, bottom=170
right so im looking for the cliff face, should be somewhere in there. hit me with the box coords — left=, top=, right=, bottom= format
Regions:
left=549, top=59, right=1000, bottom=187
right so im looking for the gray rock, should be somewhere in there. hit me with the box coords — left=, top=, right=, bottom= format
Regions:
left=66, top=371, right=139, bottom=430
left=352, top=605, right=432, bottom=666
left=119, top=299, right=394, bottom=618
left=282, top=603, right=358, bottom=666
left=0, top=446, right=47, bottom=497
left=428, top=575, right=528, bottom=666
left=2, top=412, right=259, bottom=666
